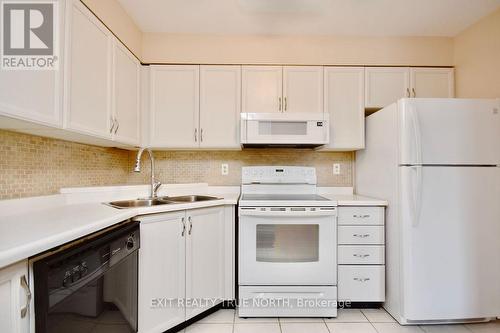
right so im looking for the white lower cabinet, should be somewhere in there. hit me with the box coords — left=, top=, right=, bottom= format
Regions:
left=186, top=207, right=226, bottom=319
left=337, top=206, right=386, bottom=303
left=0, top=260, right=30, bottom=333
left=137, top=206, right=233, bottom=333
left=338, top=266, right=385, bottom=302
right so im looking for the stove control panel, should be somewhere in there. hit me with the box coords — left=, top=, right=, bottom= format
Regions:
left=242, top=166, right=316, bottom=185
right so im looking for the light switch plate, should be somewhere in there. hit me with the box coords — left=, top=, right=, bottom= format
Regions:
left=221, top=164, right=229, bottom=175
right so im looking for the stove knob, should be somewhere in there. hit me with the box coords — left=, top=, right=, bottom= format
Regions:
left=126, top=236, right=135, bottom=250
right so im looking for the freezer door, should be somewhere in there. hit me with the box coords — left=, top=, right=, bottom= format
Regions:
left=400, top=166, right=500, bottom=321
left=399, top=99, right=500, bottom=165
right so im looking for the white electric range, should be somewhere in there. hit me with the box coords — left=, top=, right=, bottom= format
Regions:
left=238, top=166, right=338, bottom=317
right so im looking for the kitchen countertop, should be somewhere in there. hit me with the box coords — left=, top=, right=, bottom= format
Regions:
left=0, top=184, right=239, bottom=269
left=323, top=194, right=388, bottom=206
left=0, top=184, right=387, bottom=270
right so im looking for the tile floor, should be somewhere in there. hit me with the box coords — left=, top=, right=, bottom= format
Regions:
left=180, top=308, right=500, bottom=333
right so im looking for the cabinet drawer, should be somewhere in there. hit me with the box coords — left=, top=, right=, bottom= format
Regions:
left=338, top=265, right=385, bottom=302
left=338, top=246, right=385, bottom=265
left=338, top=226, right=384, bottom=245
left=338, top=207, right=384, bottom=225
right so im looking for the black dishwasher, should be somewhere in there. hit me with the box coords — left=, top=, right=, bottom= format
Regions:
left=33, top=221, right=140, bottom=333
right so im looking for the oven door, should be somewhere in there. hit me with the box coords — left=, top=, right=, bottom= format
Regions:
left=239, top=207, right=337, bottom=285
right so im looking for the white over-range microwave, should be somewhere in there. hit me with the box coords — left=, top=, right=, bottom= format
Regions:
left=240, top=113, right=329, bottom=147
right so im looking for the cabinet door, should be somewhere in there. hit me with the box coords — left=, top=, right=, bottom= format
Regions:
left=199, top=66, right=241, bottom=149
left=65, top=0, right=113, bottom=138
left=0, top=261, right=30, bottom=333
left=186, top=207, right=225, bottom=320
left=112, top=41, right=141, bottom=145
left=365, top=67, right=409, bottom=108
left=410, top=68, right=454, bottom=98
left=138, top=212, right=186, bottom=333
left=323, top=67, right=365, bottom=150
left=283, top=66, right=323, bottom=113
left=150, top=65, right=200, bottom=148
left=0, top=0, right=64, bottom=129
left=242, top=66, right=282, bottom=113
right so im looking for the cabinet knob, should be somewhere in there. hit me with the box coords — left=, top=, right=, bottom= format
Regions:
left=194, top=128, right=198, bottom=142
left=278, top=97, right=282, bottom=112
left=412, top=88, right=416, bottom=98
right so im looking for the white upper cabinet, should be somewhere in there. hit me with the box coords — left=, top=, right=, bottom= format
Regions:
left=185, top=207, right=226, bottom=320
left=0, top=261, right=30, bottom=333
left=199, top=66, right=241, bottom=149
left=410, top=68, right=454, bottom=98
left=365, top=67, right=410, bottom=109
left=150, top=65, right=200, bottom=148
left=0, top=0, right=64, bottom=128
left=242, top=66, right=283, bottom=113
left=323, top=67, right=365, bottom=150
left=112, top=41, right=141, bottom=146
left=283, top=66, right=323, bottom=113
left=65, top=0, right=113, bottom=139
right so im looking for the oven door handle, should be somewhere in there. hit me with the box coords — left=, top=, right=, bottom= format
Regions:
left=239, top=208, right=336, bottom=217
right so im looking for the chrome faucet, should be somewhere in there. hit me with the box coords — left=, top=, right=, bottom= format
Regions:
left=134, top=148, right=161, bottom=199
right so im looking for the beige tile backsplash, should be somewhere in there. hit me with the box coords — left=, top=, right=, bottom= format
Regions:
left=128, top=150, right=353, bottom=187
left=0, top=130, right=354, bottom=200
left=0, top=130, right=130, bottom=200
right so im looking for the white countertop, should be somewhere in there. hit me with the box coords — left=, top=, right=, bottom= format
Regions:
left=323, top=194, right=388, bottom=206
left=0, top=184, right=239, bottom=269
left=0, top=184, right=387, bottom=270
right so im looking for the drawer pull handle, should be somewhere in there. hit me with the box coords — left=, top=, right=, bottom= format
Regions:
left=353, top=254, right=370, bottom=258
left=353, top=234, right=370, bottom=238
left=20, top=275, right=31, bottom=318
left=353, top=277, right=371, bottom=282
left=353, top=214, right=370, bottom=218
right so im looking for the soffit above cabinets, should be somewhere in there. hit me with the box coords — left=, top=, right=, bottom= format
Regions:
left=117, top=0, right=500, bottom=36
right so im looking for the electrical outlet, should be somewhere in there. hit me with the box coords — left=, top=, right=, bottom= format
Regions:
left=221, top=164, right=229, bottom=176
left=333, top=163, right=341, bottom=175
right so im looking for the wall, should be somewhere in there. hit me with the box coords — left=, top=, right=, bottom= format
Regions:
left=453, top=8, right=500, bottom=98
left=127, top=150, right=353, bottom=187
left=81, top=0, right=142, bottom=58
left=142, top=33, right=454, bottom=66
left=0, top=130, right=131, bottom=200
left=0, top=130, right=353, bottom=199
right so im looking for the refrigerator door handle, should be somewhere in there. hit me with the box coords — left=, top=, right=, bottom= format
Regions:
left=409, top=165, right=423, bottom=227
left=408, top=105, right=423, bottom=165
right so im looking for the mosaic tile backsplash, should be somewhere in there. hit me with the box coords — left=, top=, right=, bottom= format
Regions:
left=0, top=130, right=354, bottom=200
left=0, top=130, right=131, bottom=200
left=127, top=150, right=353, bottom=188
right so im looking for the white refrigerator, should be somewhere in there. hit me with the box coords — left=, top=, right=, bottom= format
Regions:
left=356, top=98, right=500, bottom=324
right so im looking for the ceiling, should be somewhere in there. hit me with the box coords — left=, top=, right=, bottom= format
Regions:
left=117, top=0, right=500, bottom=37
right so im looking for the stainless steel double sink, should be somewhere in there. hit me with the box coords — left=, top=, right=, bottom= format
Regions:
left=106, top=195, right=221, bottom=209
